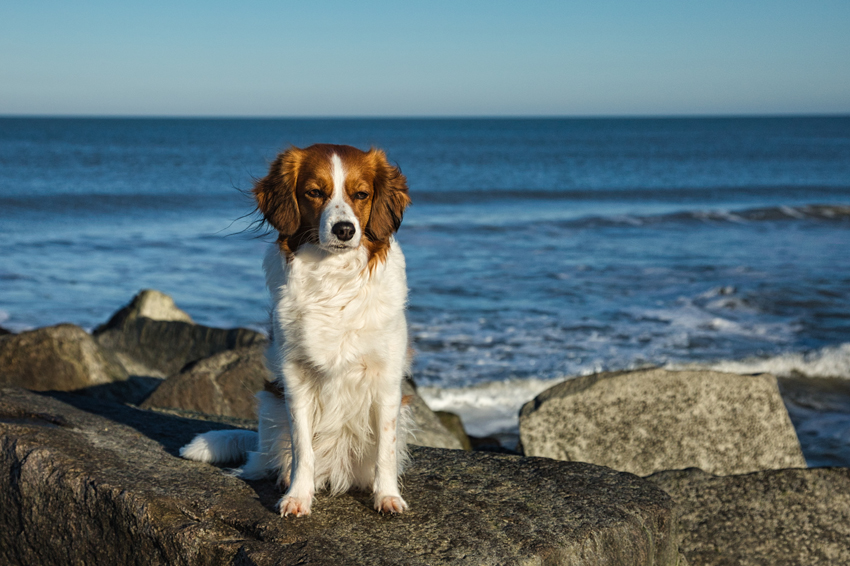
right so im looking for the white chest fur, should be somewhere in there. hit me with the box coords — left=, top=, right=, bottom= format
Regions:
left=264, top=240, right=408, bottom=377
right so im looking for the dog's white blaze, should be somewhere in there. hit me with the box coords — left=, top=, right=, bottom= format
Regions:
left=330, top=153, right=346, bottom=206
left=319, top=153, right=360, bottom=249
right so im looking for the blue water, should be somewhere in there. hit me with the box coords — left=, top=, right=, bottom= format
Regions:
left=2, top=117, right=850, bottom=441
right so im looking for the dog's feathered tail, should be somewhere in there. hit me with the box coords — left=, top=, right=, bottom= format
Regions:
left=180, top=429, right=259, bottom=464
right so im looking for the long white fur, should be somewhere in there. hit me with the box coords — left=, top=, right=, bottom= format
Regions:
left=181, top=151, right=412, bottom=517
left=179, top=429, right=258, bottom=463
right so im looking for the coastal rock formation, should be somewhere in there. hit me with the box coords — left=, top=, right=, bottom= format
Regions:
left=0, top=324, right=127, bottom=391
left=435, top=410, right=473, bottom=451
left=139, top=344, right=464, bottom=450
left=140, top=345, right=268, bottom=418
left=0, top=388, right=682, bottom=566
left=93, top=297, right=266, bottom=378
left=103, top=288, right=195, bottom=325
left=402, top=381, right=464, bottom=449
left=519, top=368, right=806, bottom=476
left=650, top=467, right=850, bottom=566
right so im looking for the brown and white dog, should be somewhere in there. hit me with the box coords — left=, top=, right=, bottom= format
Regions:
left=181, top=144, right=413, bottom=516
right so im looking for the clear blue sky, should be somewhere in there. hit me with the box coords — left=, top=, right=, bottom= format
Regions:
left=1, top=0, right=848, bottom=117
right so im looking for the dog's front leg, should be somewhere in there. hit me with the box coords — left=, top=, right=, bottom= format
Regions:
left=279, top=373, right=315, bottom=517
left=373, top=388, right=407, bottom=514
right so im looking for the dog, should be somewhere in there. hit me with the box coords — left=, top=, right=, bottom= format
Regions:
left=180, top=144, right=413, bottom=516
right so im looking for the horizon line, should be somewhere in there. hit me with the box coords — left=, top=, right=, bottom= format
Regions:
left=2, top=112, right=849, bottom=121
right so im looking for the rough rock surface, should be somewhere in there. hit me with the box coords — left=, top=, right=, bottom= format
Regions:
left=105, top=288, right=195, bottom=325
left=435, top=410, right=473, bottom=451
left=520, top=368, right=806, bottom=476
left=140, top=345, right=267, bottom=418
left=403, top=380, right=464, bottom=450
left=94, top=309, right=266, bottom=378
left=0, top=388, right=682, bottom=566
left=0, top=324, right=128, bottom=391
left=650, top=467, right=850, bottom=566
left=140, top=346, right=463, bottom=450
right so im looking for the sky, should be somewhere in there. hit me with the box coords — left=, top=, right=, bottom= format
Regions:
left=1, top=1, right=849, bottom=117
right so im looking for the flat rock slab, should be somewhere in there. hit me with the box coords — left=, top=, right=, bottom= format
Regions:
left=650, top=467, right=850, bottom=566
left=520, top=368, right=805, bottom=476
left=0, top=388, right=681, bottom=566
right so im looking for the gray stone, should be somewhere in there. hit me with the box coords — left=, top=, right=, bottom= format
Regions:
left=0, top=387, right=682, bottom=566
left=140, top=345, right=268, bottom=418
left=649, top=467, right=850, bottom=566
left=519, top=368, right=806, bottom=476
left=94, top=293, right=266, bottom=377
left=435, top=410, right=473, bottom=451
left=0, top=324, right=128, bottom=391
left=109, top=288, right=195, bottom=324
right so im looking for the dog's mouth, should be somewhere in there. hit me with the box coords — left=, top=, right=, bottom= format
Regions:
left=325, top=242, right=356, bottom=252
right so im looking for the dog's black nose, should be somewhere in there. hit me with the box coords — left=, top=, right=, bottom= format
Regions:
left=332, top=221, right=356, bottom=241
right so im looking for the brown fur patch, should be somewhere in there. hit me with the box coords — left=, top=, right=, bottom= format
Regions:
left=364, top=238, right=391, bottom=273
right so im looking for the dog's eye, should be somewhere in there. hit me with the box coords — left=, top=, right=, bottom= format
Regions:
left=353, top=191, right=369, bottom=200
left=306, top=189, right=325, bottom=199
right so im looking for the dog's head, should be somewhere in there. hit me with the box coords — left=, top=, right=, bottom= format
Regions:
left=254, top=144, right=410, bottom=260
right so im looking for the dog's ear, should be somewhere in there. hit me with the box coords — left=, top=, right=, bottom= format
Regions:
left=253, top=147, right=303, bottom=236
left=366, top=148, right=411, bottom=242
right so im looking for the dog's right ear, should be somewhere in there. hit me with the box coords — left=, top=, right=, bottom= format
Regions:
left=253, top=147, right=303, bottom=236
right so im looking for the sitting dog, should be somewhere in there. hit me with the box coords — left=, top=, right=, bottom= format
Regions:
left=181, top=144, right=413, bottom=516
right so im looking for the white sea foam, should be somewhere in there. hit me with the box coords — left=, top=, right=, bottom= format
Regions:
left=670, top=343, right=850, bottom=379
left=417, top=377, right=564, bottom=437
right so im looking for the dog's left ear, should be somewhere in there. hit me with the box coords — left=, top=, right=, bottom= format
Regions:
left=366, top=149, right=411, bottom=242
left=253, top=147, right=303, bottom=236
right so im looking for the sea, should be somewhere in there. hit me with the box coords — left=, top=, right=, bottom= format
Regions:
left=2, top=117, right=849, bottom=464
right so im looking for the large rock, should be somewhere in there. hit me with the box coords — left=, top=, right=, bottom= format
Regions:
left=140, top=346, right=464, bottom=450
left=140, top=345, right=268, bottom=418
left=0, top=324, right=128, bottom=391
left=0, top=388, right=682, bottom=566
left=94, top=292, right=266, bottom=378
left=650, top=467, right=850, bottom=566
left=519, top=368, right=806, bottom=476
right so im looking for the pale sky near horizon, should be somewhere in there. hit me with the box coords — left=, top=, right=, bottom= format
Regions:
left=1, top=1, right=848, bottom=117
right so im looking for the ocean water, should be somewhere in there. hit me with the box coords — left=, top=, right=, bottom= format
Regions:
left=2, top=117, right=849, bottom=458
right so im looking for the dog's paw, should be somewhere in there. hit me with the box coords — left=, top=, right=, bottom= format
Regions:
left=278, top=495, right=312, bottom=517
left=375, top=494, right=408, bottom=514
